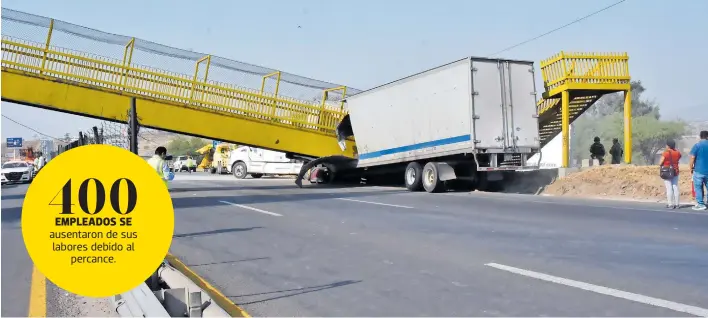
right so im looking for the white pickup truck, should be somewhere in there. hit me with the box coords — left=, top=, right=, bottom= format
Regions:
left=227, top=146, right=304, bottom=179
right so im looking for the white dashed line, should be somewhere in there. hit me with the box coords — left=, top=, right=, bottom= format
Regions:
left=485, top=263, right=708, bottom=317
left=336, top=198, right=414, bottom=209
left=219, top=201, right=282, bottom=216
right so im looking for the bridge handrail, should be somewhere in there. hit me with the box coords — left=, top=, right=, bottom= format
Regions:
left=540, top=51, right=630, bottom=93
left=1, top=8, right=361, bottom=96
left=1, top=8, right=367, bottom=135
left=2, top=37, right=346, bottom=134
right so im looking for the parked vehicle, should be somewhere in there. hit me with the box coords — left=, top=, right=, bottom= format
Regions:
left=173, top=155, right=197, bottom=172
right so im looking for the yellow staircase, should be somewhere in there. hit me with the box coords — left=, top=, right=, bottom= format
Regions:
left=535, top=52, right=632, bottom=167
left=0, top=8, right=359, bottom=159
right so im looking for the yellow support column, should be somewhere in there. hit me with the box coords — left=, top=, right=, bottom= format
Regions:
left=623, top=89, right=632, bottom=164
left=561, top=91, right=570, bottom=168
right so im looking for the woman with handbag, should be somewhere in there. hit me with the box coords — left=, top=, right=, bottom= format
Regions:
left=659, top=140, right=682, bottom=209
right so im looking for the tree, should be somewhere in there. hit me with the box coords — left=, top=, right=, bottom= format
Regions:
left=570, top=80, right=687, bottom=165
left=628, top=115, right=687, bottom=164
left=167, top=136, right=208, bottom=156
left=586, top=81, right=660, bottom=119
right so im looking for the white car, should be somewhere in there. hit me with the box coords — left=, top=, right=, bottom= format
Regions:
left=1, top=161, right=35, bottom=184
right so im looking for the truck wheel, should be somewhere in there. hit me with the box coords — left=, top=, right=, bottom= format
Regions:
left=404, top=162, right=423, bottom=191
left=422, top=162, right=445, bottom=193
left=209, top=167, right=217, bottom=174
left=232, top=162, right=248, bottom=179
left=251, top=173, right=263, bottom=179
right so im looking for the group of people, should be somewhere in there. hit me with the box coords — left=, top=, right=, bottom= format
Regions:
left=588, top=132, right=708, bottom=211
left=33, top=152, right=46, bottom=172
left=660, top=130, right=708, bottom=211
left=589, top=137, right=624, bottom=165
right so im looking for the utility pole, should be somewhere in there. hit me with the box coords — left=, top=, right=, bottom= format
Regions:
left=128, top=97, right=139, bottom=154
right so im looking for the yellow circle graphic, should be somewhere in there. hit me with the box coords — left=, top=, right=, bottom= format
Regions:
left=21, top=144, right=174, bottom=298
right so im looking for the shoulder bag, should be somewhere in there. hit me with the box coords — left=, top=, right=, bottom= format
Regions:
left=660, top=150, right=677, bottom=180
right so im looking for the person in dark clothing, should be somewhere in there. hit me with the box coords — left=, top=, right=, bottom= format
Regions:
left=609, top=138, right=624, bottom=164
left=589, top=136, right=606, bottom=165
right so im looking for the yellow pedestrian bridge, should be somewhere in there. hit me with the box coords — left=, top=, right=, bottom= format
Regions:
left=1, top=8, right=632, bottom=166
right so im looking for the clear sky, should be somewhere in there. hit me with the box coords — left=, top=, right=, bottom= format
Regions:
left=2, top=0, right=707, bottom=140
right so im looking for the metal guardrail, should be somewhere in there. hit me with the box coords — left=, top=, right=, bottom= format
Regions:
left=113, top=259, right=232, bottom=317
left=114, top=282, right=170, bottom=317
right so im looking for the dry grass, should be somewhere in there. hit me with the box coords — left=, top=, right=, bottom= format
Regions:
left=544, top=164, right=697, bottom=203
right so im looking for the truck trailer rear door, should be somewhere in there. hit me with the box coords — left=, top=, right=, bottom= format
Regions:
left=471, top=59, right=539, bottom=151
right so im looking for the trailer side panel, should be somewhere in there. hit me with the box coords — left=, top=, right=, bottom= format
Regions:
left=346, top=59, right=476, bottom=168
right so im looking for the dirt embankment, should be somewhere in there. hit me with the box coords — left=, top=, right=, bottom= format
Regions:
left=543, top=165, right=697, bottom=203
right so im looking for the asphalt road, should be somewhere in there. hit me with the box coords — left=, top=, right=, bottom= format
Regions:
left=3, top=174, right=708, bottom=317
left=166, top=176, right=708, bottom=317
left=1, top=182, right=114, bottom=317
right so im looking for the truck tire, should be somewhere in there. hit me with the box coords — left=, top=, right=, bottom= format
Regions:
left=232, top=162, right=248, bottom=179
left=251, top=173, right=263, bottom=179
left=209, top=167, right=217, bottom=174
left=422, top=162, right=445, bottom=193
left=404, top=162, right=423, bottom=191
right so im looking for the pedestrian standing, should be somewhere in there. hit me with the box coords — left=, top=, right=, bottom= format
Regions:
left=659, top=140, right=681, bottom=209
left=689, top=130, right=708, bottom=210
left=609, top=138, right=623, bottom=164
left=590, top=136, right=606, bottom=165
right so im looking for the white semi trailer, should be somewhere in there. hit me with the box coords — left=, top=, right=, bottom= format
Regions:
left=296, top=56, right=542, bottom=192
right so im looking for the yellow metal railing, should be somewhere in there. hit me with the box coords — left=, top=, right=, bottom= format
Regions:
left=536, top=98, right=558, bottom=116
left=540, top=52, right=630, bottom=92
left=1, top=35, right=349, bottom=135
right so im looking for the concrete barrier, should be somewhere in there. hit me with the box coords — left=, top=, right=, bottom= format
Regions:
left=113, top=256, right=245, bottom=317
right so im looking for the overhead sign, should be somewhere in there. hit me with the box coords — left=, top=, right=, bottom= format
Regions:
left=6, top=137, right=23, bottom=148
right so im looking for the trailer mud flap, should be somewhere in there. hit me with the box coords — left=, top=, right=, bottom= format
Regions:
left=294, top=155, right=358, bottom=188
left=435, top=162, right=457, bottom=181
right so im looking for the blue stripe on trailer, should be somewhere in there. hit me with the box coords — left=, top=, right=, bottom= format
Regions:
left=358, top=134, right=471, bottom=160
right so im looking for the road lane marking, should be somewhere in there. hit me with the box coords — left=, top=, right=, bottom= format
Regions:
left=336, top=198, right=414, bottom=209
left=219, top=201, right=282, bottom=216
left=28, top=266, right=46, bottom=317
left=485, top=262, right=708, bottom=317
